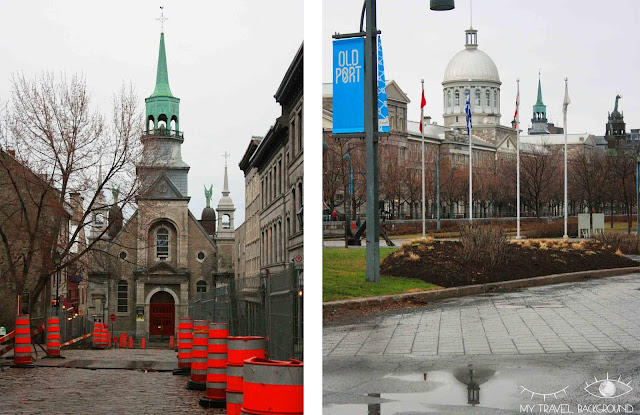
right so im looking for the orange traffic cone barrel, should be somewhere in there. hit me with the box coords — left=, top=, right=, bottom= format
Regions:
left=199, top=322, right=229, bottom=408
left=100, top=325, right=109, bottom=349
left=169, top=335, right=175, bottom=350
left=92, top=322, right=103, bottom=349
left=141, top=338, right=146, bottom=349
left=187, top=320, right=209, bottom=390
left=227, top=363, right=244, bottom=391
left=227, top=337, right=265, bottom=365
left=226, top=390, right=243, bottom=415
left=13, top=314, right=33, bottom=367
left=173, top=317, right=192, bottom=375
left=119, top=333, right=127, bottom=349
left=128, top=337, right=133, bottom=349
left=241, top=358, right=303, bottom=415
left=45, top=316, right=64, bottom=358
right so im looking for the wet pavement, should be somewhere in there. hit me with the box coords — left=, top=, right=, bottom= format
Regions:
left=324, top=274, right=640, bottom=413
left=324, top=353, right=640, bottom=414
left=324, top=274, right=640, bottom=357
left=0, top=349, right=218, bottom=414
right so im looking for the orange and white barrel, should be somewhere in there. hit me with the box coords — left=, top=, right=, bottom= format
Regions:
left=199, top=322, right=230, bottom=408
left=100, top=324, right=109, bottom=349
left=227, top=337, right=265, bottom=365
left=141, top=338, right=146, bottom=349
left=46, top=316, right=62, bottom=358
left=187, top=320, right=209, bottom=390
left=92, top=322, right=103, bottom=349
left=241, top=358, right=303, bottom=415
left=169, top=335, right=174, bottom=350
left=226, top=390, right=243, bottom=415
left=14, top=314, right=32, bottom=366
left=227, top=363, right=244, bottom=392
left=128, top=337, right=133, bottom=349
left=119, top=333, right=127, bottom=349
left=177, top=318, right=193, bottom=369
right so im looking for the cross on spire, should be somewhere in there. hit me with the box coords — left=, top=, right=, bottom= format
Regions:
left=222, top=151, right=230, bottom=168
left=156, top=6, right=168, bottom=33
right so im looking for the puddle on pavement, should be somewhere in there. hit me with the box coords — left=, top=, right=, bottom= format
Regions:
left=324, top=364, right=547, bottom=414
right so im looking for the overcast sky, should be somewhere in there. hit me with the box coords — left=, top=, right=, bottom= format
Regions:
left=0, top=0, right=303, bottom=225
left=323, top=0, right=640, bottom=135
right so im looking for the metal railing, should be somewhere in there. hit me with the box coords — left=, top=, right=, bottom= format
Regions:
left=141, top=128, right=184, bottom=139
left=188, top=264, right=303, bottom=361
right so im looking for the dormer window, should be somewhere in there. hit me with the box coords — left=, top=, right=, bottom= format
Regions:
left=156, top=227, right=169, bottom=259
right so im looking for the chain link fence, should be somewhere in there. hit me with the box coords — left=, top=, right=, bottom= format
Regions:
left=188, top=264, right=303, bottom=361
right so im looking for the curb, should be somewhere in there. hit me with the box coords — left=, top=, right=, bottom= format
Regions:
left=323, top=266, right=640, bottom=310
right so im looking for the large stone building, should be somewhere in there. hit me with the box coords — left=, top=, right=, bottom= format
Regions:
left=237, top=44, right=303, bottom=278
left=87, top=30, right=234, bottom=339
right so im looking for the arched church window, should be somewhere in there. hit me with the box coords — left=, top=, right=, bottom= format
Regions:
left=475, top=90, right=481, bottom=106
left=156, top=227, right=169, bottom=259
left=117, top=280, right=128, bottom=313
left=455, top=90, right=460, bottom=106
left=158, top=114, right=168, bottom=130
left=170, top=115, right=177, bottom=133
left=222, top=214, right=231, bottom=229
left=196, top=281, right=207, bottom=293
left=147, top=116, right=155, bottom=132
left=447, top=90, right=451, bottom=107
left=486, top=90, right=490, bottom=106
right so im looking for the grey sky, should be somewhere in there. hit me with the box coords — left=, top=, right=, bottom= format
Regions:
left=323, top=0, right=640, bottom=135
left=0, top=0, right=303, bottom=225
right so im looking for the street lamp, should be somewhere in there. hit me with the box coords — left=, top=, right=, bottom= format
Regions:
left=359, top=0, right=455, bottom=283
left=436, top=145, right=457, bottom=232
left=53, top=251, right=62, bottom=311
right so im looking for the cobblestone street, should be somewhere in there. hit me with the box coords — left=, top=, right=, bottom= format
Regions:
left=0, top=349, right=218, bottom=414
left=324, top=274, right=640, bottom=357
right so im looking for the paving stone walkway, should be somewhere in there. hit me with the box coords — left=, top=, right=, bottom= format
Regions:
left=0, top=349, right=215, bottom=414
left=324, top=274, right=640, bottom=357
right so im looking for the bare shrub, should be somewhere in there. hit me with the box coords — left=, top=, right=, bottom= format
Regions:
left=594, top=233, right=640, bottom=255
left=459, top=223, right=508, bottom=267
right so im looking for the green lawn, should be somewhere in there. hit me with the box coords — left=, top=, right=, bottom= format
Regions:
left=323, top=248, right=440, bottom=302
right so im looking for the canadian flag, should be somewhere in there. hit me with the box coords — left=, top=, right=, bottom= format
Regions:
left=513, top=89, right=520, bottom=130
left=420, top=86, right=426, bottom=133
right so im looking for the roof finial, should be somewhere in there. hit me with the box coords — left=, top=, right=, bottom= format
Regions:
left=222, top=151, right=230, bottom=168
left=156, top=6, right=168, bottom=33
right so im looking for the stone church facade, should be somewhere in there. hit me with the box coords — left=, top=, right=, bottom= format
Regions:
left=87, top=31, right=234, bottom=339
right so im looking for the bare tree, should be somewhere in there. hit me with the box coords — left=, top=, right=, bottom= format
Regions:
left=0, top=72, right=143, bottom=318
left=520, top=144, right=562, bottom=217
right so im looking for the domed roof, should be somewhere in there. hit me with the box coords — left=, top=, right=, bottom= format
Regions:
left=443, top=29, right=500, bottom=84
left=201, top=207, right=216, bottom=221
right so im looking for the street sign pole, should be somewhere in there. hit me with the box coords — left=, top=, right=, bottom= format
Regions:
left=364, top=0, right=380, bottom=283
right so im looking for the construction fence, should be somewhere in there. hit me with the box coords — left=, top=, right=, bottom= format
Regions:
left=188, top=264, right=303, bottom=361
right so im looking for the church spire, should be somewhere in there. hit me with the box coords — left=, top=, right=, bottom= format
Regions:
left=150, top=33, right=173, bottom=98
left=222, top=151, right=230, bottom=197
left=535, top=71, right=544, bottom=106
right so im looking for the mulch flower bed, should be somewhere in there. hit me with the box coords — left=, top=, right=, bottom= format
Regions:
left=380, top=239, right=638, bottom=287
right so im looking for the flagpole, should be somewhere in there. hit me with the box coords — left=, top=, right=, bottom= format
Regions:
left=468, top=79, right=473, bottom=222
left=421, top=79, right=426, bottom=239
left=516, top=79, right=521, bottom=239
left=563, top=77, right=569, bottom=238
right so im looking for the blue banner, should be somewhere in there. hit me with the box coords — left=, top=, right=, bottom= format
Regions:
left=332, top=37, right=364, bottom=134
left=377, top=35, right=389, bottom=133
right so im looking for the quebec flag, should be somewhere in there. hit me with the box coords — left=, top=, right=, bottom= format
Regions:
left=465, top=90, right=473, bottom=135
left=377, top=35, right=389, bottom=133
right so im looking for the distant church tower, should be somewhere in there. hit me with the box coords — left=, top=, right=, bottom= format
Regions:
left=528, top=73, right=548, bottom=135
left=605, top=95, right=627, bottom=150
left=217, top=154, right=235, bottom=239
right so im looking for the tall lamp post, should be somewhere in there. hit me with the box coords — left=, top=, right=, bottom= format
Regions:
left=360, top=0, right=455, bottom=283
left=53, top=251, right=62, bottom=312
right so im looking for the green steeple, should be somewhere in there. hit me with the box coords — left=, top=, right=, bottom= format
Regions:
left=150, top=33, right=173, bottom=98
left=532, top=73, right=546, bottom=121
left=145, top=32, right=180, bottom=134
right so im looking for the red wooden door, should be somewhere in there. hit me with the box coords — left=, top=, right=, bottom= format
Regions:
left=149, top=291, right=175, bottom=336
